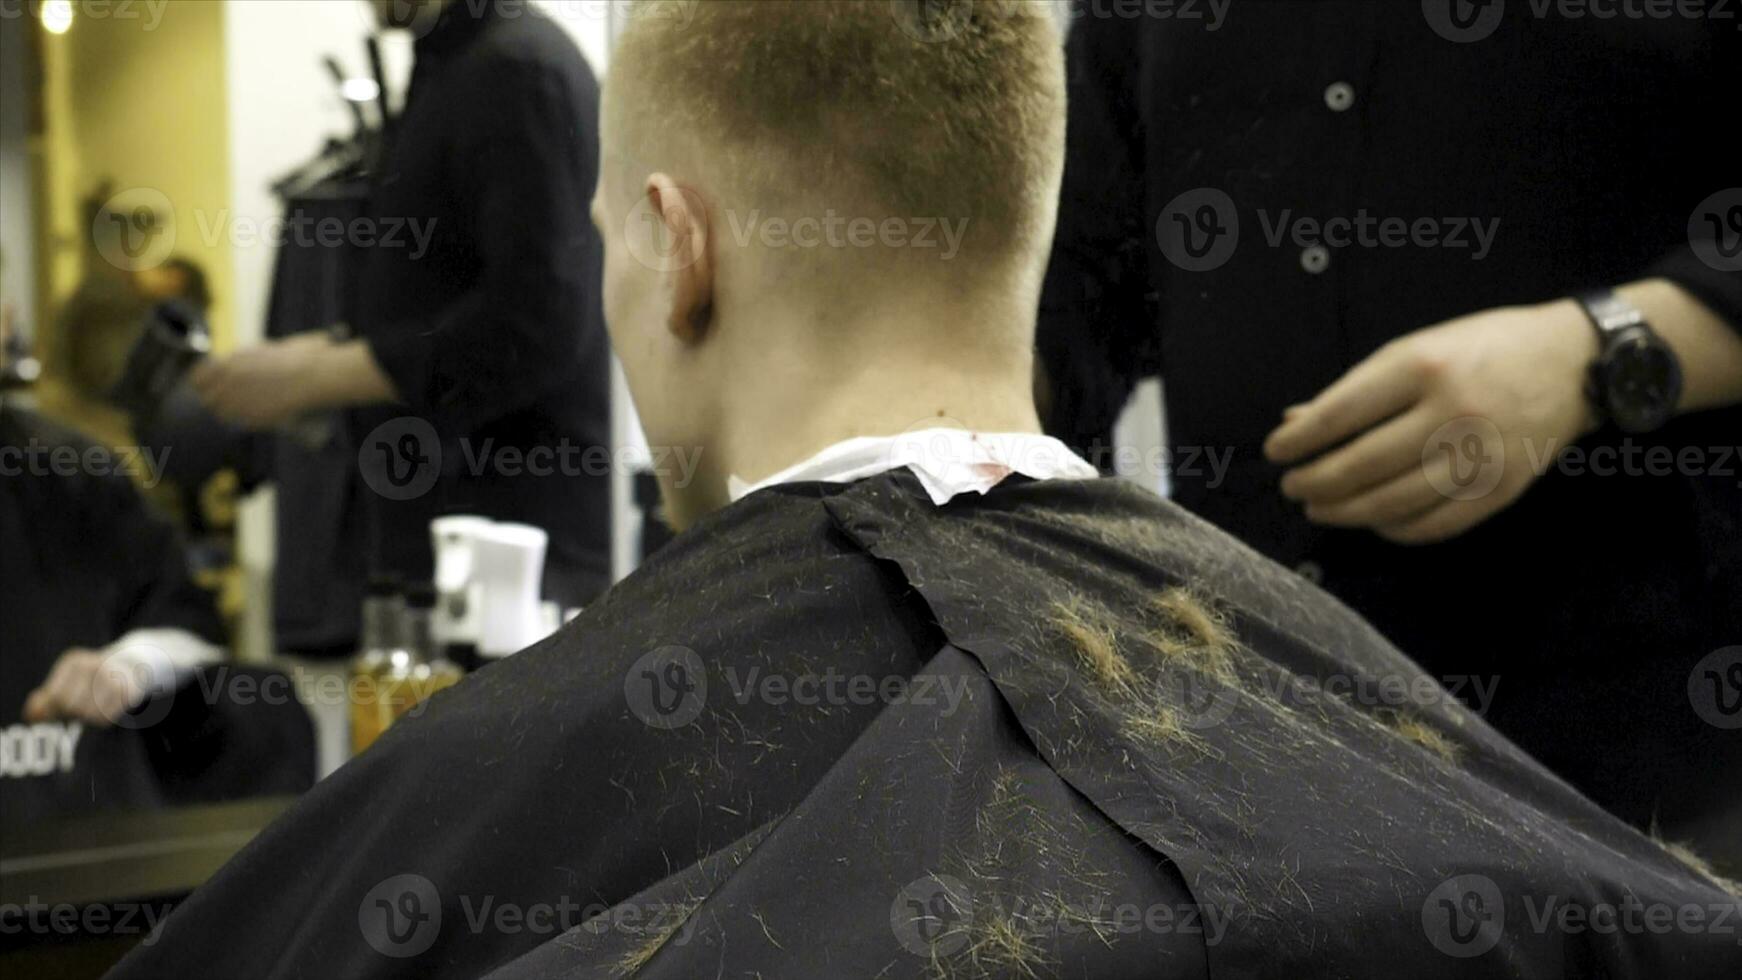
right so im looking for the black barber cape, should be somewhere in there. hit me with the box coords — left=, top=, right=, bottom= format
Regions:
left=112, top=473, right=1741, bottom=978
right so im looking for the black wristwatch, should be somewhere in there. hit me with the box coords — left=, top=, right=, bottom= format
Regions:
left=1575, top=290, right=1683, bottom=434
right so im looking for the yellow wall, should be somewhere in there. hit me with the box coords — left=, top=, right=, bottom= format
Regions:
left=40, top=0, right=236, bottom=350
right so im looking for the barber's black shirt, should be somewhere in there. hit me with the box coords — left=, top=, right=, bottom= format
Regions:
left=1039, top=2, right=1742, bottom=831
left=352, top=4, right=612, bottom=602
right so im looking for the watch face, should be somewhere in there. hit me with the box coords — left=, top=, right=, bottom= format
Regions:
left=1606, top=332, right=1681, bottom=433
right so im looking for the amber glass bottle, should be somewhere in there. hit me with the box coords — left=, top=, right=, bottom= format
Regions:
left=348, top=578, right=404, bottom=756
left=350, top=583, right=463, bottom=756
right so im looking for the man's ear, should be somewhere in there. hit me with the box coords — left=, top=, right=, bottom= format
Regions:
left=646, top=173, right=713, bottom=345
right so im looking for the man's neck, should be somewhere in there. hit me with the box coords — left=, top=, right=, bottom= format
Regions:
left=668, top=319, right=1042, bottom=525
left=718, top=365, right=1043, bottom=488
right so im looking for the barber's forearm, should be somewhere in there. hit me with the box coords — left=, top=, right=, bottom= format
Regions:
left=306, top=339, right=401, bottom=410
left=1617, top=277, right=1742, bottom=415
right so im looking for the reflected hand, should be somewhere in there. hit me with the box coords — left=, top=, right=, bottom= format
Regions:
left=22, top=649, right=148, bottom=728
left=191, top=332, right=332, bottom=430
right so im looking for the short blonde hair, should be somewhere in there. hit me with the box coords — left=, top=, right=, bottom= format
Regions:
left=609, top=0, right=1066, bottom=272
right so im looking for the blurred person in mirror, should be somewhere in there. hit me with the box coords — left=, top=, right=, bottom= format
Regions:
left=2, top=297, right=223, bottom=731
left=1038, top=2, right=1742, bottom=866
left=112, top=5, right=1742, bottom=978
left=5, top=276, right=320, bottom=821
left=40, top=187, right=213, bottom=447
left=59, top=254, right=211, bottom=406
left=188, top=0, right=613, bottom=607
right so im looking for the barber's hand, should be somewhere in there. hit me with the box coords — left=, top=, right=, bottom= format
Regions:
left=22, top=649, right=147, bottom=727
left=1264, top=300, right=1600, bottom=545
left=191, top=332, right=333, bottom=430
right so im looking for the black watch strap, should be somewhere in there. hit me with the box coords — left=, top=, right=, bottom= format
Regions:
left=1576, top=289, right=1645, bottom=343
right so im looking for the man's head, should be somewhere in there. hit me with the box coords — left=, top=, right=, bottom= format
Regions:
left=595, top=0, right=1066, bottom=525
left=135, top=257, right=212, bottom=312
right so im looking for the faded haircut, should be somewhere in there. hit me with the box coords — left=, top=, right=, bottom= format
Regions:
left=609, top=0, right=1067, bottom=274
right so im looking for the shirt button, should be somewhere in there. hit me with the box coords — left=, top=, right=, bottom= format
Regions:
left=1295, top=561, right=1325, bottom=585
left=1324, top=81, right=1355, bottom=112
left=1300, top=245, right=1330, bottom=274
